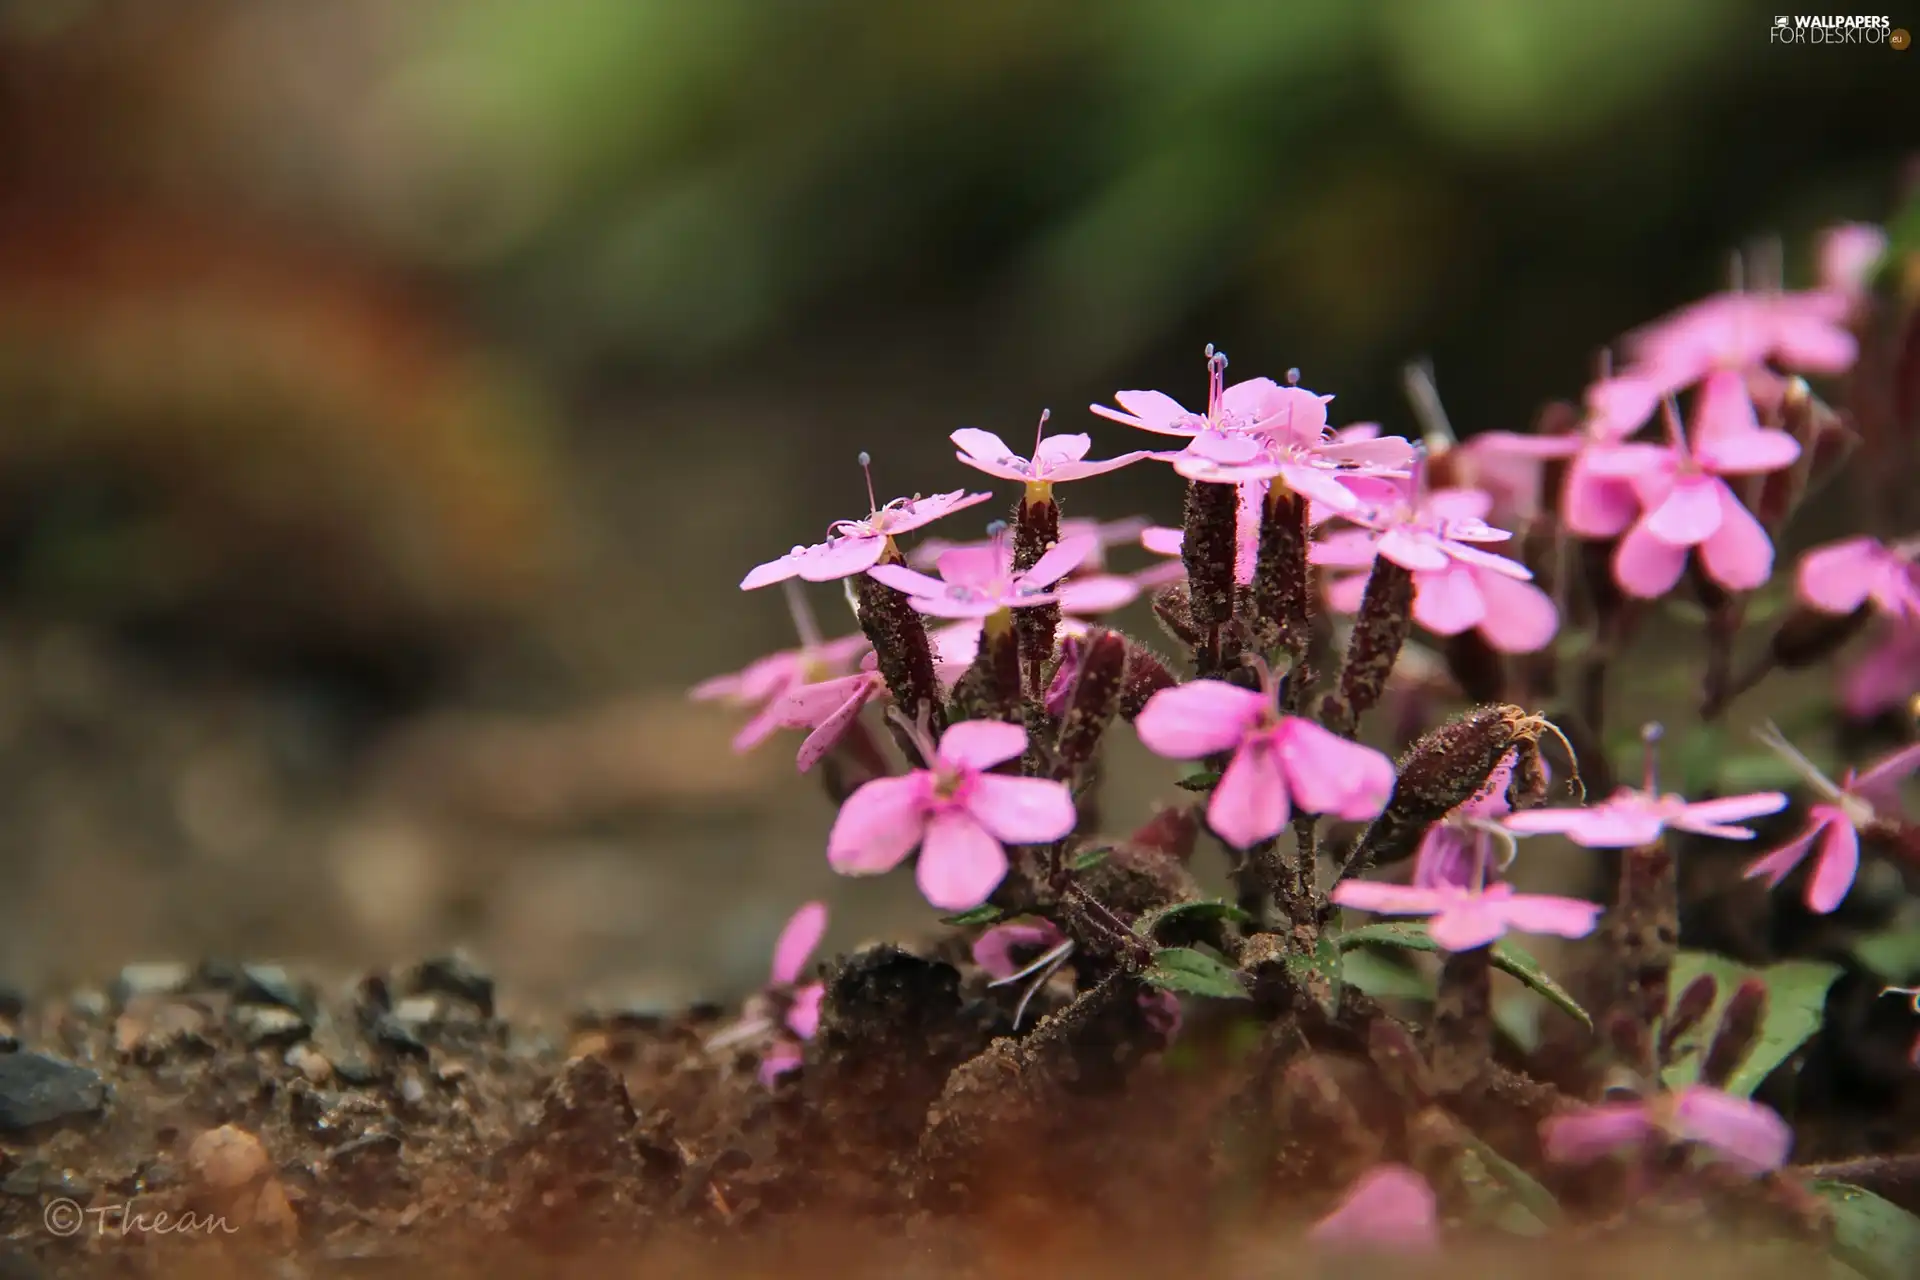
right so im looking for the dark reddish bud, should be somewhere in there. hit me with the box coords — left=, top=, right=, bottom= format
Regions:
left=1012, top=486, right=1063, bottom=699
left=1150, top=582, right=1201, bottom=650
left=1658, top=972, right=1721, bottom=1067
left=1341, top=704, right=1568, bottom=877
left=1323, top=554, right=1414, bottom=736
left=1118, top=641, right=1177, bottom=721
left=948, top=608, right=1022, bottom=728
left=1125, top=803, right=1201, bottom=865
left=1603, top=1009, right=1652, bottom=1071
left=853, top=558, right=945, bottom=756
left=1701, top=978, right=1769, bottom=1090
left=1182, top=479, right=1240, bottom=674
left=1053, top=628, right=1128, bottom=778
left=1251, top=485, right=1313, bottom=662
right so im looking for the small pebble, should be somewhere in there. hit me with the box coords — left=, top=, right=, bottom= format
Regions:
left=284, top=1043, right=333, bottom=1085
left=0, top=1052, right=107, bottom=1133
left=187, top=1124, right=271, bottom=1193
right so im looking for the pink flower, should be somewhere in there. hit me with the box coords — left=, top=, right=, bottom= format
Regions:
left=778, top=632, right=973, bottom=772
left=1504, top=786, right=1787, bottom=848
left=1090, top=346, right=1284, bottom=441
left=951, top=411, right=1151, bottom=486
left=1841, top=621, right=1920, bottom=720
left=706, top=901, right=830, bottom=1085
left=827, top=720, right=1077, bottom=910
left=1307, top=1164, right=1439, bottom=1252
left=1412, top=751, right=1519, bottom=889
left=741, top=472, right=993, bottom=589
left=1134, top=676, right=1395, bottom=849
left=1542, top=1085, right=1793, bottom=1174
left=911, top=515, right=1150, bottom=573
left=1795, top=535, right=1920, bottom=622
left=1744, top=726, right=1920, bottom=914
left=1329, top=880, right=1602, bottom=952
left=866, top=530, right=1096, bottom=619
left=1819, top=222, right=1888, bottom=299
left=972, top=919, right=1068, bottom=979
left=690, top=582, right=873, bottom=752
left=1582, top=378, right=1800, bottom=597
left=1472, top=418, right=1644, bottom=540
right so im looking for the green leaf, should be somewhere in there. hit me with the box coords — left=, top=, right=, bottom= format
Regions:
left=1675, top=725, right=1727, bottom=797
left=1341, top=947, right=1436, bottom=1002
left=1812, top=1182, right=1920, bottom=1280
left=1717, top=751, right=1829, bottom=791
left=1070, top=846, right=1111, bottom=872
left=1661, top=951, right=1842, bottom=1096
left=939, top=905, right=1003, bottom=926
left=1144, top=946, right=1248, bottom=1000
left=1455, top=1131, right=1563, bottom=1235
left=1284, top=935, right=1344, bottom=1018
left=1854, top=928, right=1920, bottom=983
left=1133, top=897, right=1254, bottom=938
left=1334, top=921, right=1591, bottom=1029
left=1174, top=769, right=1223, bottom=793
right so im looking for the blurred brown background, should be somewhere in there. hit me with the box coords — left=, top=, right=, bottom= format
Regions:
left=0, top=0, right=1909, bottom=1012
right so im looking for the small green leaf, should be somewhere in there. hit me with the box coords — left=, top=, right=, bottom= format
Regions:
left=1853, top=928, right=1920, bottom=982
left=1144, top=946, right=1248, bottom=1000
left=1175, top=770, right=1223, bottom=793
left=1334, top=921, right=1591, bottom=1029
left=1070, top=846, right=1112, bottom=872
left=1455, top=1130, right=1562, bottom=1235
left=939, top=905, right=1003, bottom=927
left=1812, top=1182, right=1920, bottom=1280
left=1341, top=947, right=1436, bottom=1002
left=1285, top=935, right=1344, bottom=1018
left=1133, top=898, right=1254, bottom=938
left=1676, top=725, right=1727, bottom=797
left=1662, top=951, right=1842, bottom=1096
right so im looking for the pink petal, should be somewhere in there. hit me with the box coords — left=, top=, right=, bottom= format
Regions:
left=1643, top=474, right=1724, bottom=547
left=793, top=682, right=876, bottom=774
left=770, top=901, right=829, bottom=985
left=1253, top=385, right=1331, bottom=439
left=1426, top=899, right=1508, bottom=951
left=1768, top=303, right=1859, bottom=374
left=1586, top=375, right=1667, bottom=437
left=779, top=673, right=874, bottom=729
left=1743, top=821, right=1821, bottom=890
left=1035, top=433, right=1093, bottom=466
left=950, top=427, right=1016, bottom=463
left=1506, top=798, right=1666, bottom=848
left=1473, top=570, right=1559, bottom=653
left=1841, top=623, right=1920, bottom=718
left=1048, top=451, right=1154, bottom=483
left=1493, top=891, right=1605, bottom=940
left=1795, top=537, right=1883, bottom=615
left=881, top=490, right=995, bottom=536
left=1542, top=1102, right=1654, bottom=1163
left=966, top=774, right=1078, bottom=845
left=1022, top=534, right=1099, bottom=588
left=1134, top=680, right=1266, bottom=759
left=1612, top=521, right=1690, bottom=599
left=1853, top=742, right=1920, bottom=808
left=1220, top=376, right=1282, bottom=423
left=1095, top=390, right=1196, bottom=435
left=1680, top=791, right=1790, bottom=825
left=1805, top=814, right=1860, bottom=914
left=1140, top=525, right=1184, bottom=556
left=1423, top=487, right=1494, bottom=524
left=1329, top=880, right=1449, bottom=916
left=1581, top=442, right=1674, bottom=480
left=936, top=544, right=1006, bottom=587
left=1308, top=528, right=1383, bottom=570
left=1670, top=1087, right=1792, bottom=1172
left=1308, top=1164, right=1438, bottom=1253
left=1277, top=463, right=1365, bottom=513
left=1324, top=573, right=1368, bottom=614
left=917, top=812, right=1010, bottom=910
left=785, top=984, right=825, bottom=1040
left=1562, top=455, right=1642, bottom=539
left=1056, top=574, right=1141, bottom=614
left=1411, top=564, right=1486, bottom=637
left=1819, top=223, right=1887, bottom=297
left=1377, top=528, right=1451, bottom=573
left=758, top=1042, right=805, bottom=1085
left=1697, top=482, right=1774, bottom=592
left=827, top=774, right=930, bottom=876
left=1209, top=741, right=1291, bottom=850
left=971, top=921, right=1066, bottom=981
left=866, top=562, right=950, bottom=597
left=938, top=719, right=1030, bottom=771
left=1694, top=398, right=1800, bottom=475
left=1277, top=719, right=1397, bottom=821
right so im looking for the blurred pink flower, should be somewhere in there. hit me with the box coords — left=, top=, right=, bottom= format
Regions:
left=741, top=484, right=993, bottom=590
left=828, top=720, right=1076, bottom=910
left=1795, top=535, right=1920, bottom=622
left=707, top=900, right=830, bottom=1086
left=1542, top=1085, right=1792, bottom=1174
left=952, top=413, right=1151, bottom=487
left=867, top=530, right=1096, bottom=619
left=1819, top=222, right=1888, bottom=299
left=971, top=917, right=1184, bottom=1041
left=778, top=630, right=973, bottom=772
left=1134, top=677, right=1394, bottom=849
left=1581, top=376, right=1800, bottom=597
left=1090, top=346, right=1284, bottom=440
left=1744, top=726, right=1920, bottom=914
left=1504, top=786, right=1786, bottom=848
left=1329, top=880, right=1602, bottom=952
left=690, top=581, right=873, bottom=752
left=911, top=515, right=1150, bottom=573
left=1307, top=1164, right=1439, bottom=1252
left=1841, top=621, right=1920, bottom=720
left=1412, top=750, right=1519, bottom=889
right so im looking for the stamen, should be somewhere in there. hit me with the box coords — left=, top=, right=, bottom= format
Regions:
left=1008, top=943, right=1075, bottom=1031
left=1640, top=722, right=1664, bottom=794
left=987, top=938, right=1076, bottom=989
left=986, top=519, right=1010, bottom=571
left=783, top=580, right=824, bottom=652
left=1285, top=367, right=1301, bottom=387
left=704, top=1014, right=776, bottom=1053
left=1465, top=817, right=1520, bottom=881
left=886, top=703, right=942, bottom=767
left=1659, top=397, right=1690, bottom=457
left=1205, top=344, right=1228, bottom=422
left=1402, top=359, right=1458, bottom=454
left=1750, top=721, right=1845, bottom=803
left=1032, top=408, right=1051, bottom=459
left=857, top=450, right=879, bottom=516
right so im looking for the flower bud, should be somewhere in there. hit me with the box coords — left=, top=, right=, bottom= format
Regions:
left=1701, top=978, right=1769, bottom=1090
left=1323, top=555, right=1415, bottom=736
left=1053, top=628, right=1129, bottom=778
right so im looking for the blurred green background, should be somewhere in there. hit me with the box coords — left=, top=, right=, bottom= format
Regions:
left=0, top=0, right=1909, bottom=1011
